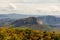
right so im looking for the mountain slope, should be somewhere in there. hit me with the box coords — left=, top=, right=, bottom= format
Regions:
left=11, top=17, right=53, bottom=31
left=38, top=15, right=60, bottom=27
left=11, top=17, right=38, bottom=27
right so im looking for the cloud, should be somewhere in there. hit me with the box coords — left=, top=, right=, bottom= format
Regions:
left=0, top=0, right=60, bottom=15
left=8, top=3, right=16, bottom=10
left=14, top=3, right=60, bottom=13
left=0, top=0, right=9, bottom=3
left=36, top=5, right=60, bottom=13
left=0, top=3, right=60, bottom=15
left=7, top=0, right=60, bottom=3
left=0, top=3, right=16, bottom=13
left=0, top=0, right=60, bottom=3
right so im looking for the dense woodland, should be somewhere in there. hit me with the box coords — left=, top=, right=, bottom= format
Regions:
left=0, top=27, right=60, bottom=40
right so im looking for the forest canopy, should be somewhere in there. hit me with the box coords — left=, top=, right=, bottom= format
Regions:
left=0, top=27, right=60, bottom=40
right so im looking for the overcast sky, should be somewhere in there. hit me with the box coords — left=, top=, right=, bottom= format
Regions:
left=0, top=0, right=60, bottom=15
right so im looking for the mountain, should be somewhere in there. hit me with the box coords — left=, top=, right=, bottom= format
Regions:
left=0, top=14, right=34, bottom=26
left=11, top=17, right=53, bottom=31
left=0, top=14, right=53, bottom=31
left=11, top=17, right=38, bottom=27
left=6, top=15, right=60, bottom=28
left=0, top=18, right=16, bottom=26
left=38, top=15, right=60, bottom=27
left=38, top=16, right=56, bottom=24
left=0, top=14, right=39, bottom=26
left=0, top=14, right=60, bottom=28
left=0, top=14, right=31, bottom=19
left=0, top=13, right=39, bottom=19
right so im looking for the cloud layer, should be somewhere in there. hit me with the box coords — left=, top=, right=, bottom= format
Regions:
left=1, top=0, right=60, bottom=3
left=0, top=0, right=60, bottom=15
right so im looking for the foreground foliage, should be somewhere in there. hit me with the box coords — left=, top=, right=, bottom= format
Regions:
left=0, top=27, right=60, bottom=40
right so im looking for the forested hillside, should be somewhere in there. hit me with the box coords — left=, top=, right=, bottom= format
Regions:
left=0, top=27, right=60, bottom=40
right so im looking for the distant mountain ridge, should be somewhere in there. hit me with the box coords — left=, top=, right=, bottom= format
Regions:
left=0, top=14, right=31, bottom=19
left=11, top=15, right=60, bottom=27
left=38, top=15, right=60, bottom=27
left=11, top=17, right=38, bottom=27
left=11, top=17, right=52, bottom=31
left=0, top=14, right=38, bottom=26
left=39, top=16, right=60, bottom=23
left=0, top=14, right=60, bottom=28
left=0, top=14, right=39, bottom=19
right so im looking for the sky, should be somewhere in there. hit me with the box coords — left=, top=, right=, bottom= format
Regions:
left=0, top=0, right=60, bottom=15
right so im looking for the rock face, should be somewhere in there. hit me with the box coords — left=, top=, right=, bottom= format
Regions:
left=12, top=17, right=39, bottom=27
